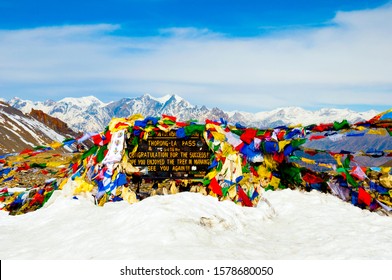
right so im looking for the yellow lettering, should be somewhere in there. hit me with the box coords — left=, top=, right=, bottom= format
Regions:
left=182, top=140, right=196, bottom=147
left=176, top=159, right=188, bottom=165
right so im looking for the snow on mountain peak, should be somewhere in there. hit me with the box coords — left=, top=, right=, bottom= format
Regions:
left=150, top=94, right=185, bottom=104
left=58, top=95, right=106, bottom=108
left=153, top=94, right=172, bottom=103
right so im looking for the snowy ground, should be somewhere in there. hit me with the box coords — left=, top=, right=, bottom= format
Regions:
left=1, top=188, right=392, bottom=260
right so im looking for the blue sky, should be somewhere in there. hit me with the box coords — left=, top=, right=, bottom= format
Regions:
left=0, top=0, right=391, bottom=112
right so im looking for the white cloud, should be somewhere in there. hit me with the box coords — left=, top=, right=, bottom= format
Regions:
left=0, top=4, right=391, bottom=112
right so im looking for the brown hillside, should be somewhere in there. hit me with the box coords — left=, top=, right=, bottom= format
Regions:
left=29, top=109, right=78, bottom=137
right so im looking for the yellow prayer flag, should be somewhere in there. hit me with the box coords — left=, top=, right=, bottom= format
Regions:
left=49, top=141, right=63, bottom=149
left=121, top=187, right=139, bottom=204
left=263, top=154, right=278, bottom=171
left=278, top=140, right=291, bottom=152
left=301, top=157, right=316, bottom=165
left=73, top=177, right=95, bottom=194
left=211, top=131, right=226, bottom=142
left=381, top=167, right=391, bottom=174
left=58, top=178, right=68, bottom=190
left=221, top=142, right=235, bottom=157
left=206, top=170, right=218, bottom=180
left=334, top=154, right=343, bottom=167
left=318, top=163, right=333, bottom=169
left=367, top=129, right=387, bottom=136
left=269, top=176, right=280, bottom=190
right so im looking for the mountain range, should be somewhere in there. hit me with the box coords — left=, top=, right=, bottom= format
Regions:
left=8, top=94, right=378, bottom=133
left=0, top=101, right=75, bottom=154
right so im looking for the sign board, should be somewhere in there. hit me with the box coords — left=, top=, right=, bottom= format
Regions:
left=127, top=130, right=212, bottom=178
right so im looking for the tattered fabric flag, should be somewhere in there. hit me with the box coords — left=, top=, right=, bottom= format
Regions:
left=184, top=124, right=205, bottom=137
left=301, top=157, right=316, bottom=165
left=237, top=185, right=253, bottom=207
left=358, top=188, right=372, bottom=206
left=209, top=177, right=223, bottom=196
left=63, top=138, right=77, bottom=146
left=240, top=128, right=258, bottom=144
left=302, top=172, right=324, bottom=184
left=77, top=132, right=100, bottom=143
left=327, top=181, right=350, bottom=201
left=309, top=135, right=326, bottom=141
left=102, top=130, right=125, bottom=166
left=379, top=110, right=392, bottom=121
left=225, top=131, right=243, bottom=148
left=369, top=181, right=389, bottom=194
left=333, top=119, right=350, bottom=130
left=376, top=199, right=392, bottom=211
left=313, top=123, right=333, bottom=132
left=269, top=176, right=281, bottom=190
left=0, top=167, right=12, bottom=176
left=81, top=145, right=99, bottom=160
left=49, top=141, right=63, bottom=149
left=367, top=129, right=387, bottom=136
left=350, top=165, right=367, bottom=180
left=328, top=134, right=345, bottom=142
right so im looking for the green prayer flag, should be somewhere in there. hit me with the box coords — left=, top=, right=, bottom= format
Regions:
left=33, top=145, right=48, bottom=150
left=81, top=145, right=99, bottom=160
left=289, top=155, right=301, bottom=161
left=62, top=137, right=74, bottom=143
left=43, top=190, right=54, bottom=204
left=216, top=160, right=223, bottom=172
left=184, top=124, right=205, bottom=136
left=281, top=165, right=302, bottom=185
left=202, top=178, right=211, bottom=186
left=343, top=155, right=351, bottom=169
left=346, top=171, right=358, bottom=187
left=264, top=185, right=274, bottom=191
left=96, top=145, right=107, bottom=163
left=333, top=119, right=350, bottom=131
left=222, top=186, right=230, bottom=197
left=291, top=138, right=307, bottom=148
left=231, top=129, right=244, bottom=136
left=30, top=163, right=47, bottom=168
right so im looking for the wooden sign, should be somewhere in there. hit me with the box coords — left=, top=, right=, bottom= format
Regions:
left=127, top=130, right=212, bottom=178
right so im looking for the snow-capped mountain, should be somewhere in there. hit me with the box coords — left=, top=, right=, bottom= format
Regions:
left=9, top=96, right=110, bottom=133
left=9, top=94, right=229, bottom=132
left=229, top=107, right=379, bottom=128
left=0, top=101, right=74, bottom=154
left=9, top=94, right=378, bottom=133
left=105, top=94, right=228, bottom=126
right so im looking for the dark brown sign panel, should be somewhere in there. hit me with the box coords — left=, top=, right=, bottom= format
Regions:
left=127, top=130, right=212, bottom=178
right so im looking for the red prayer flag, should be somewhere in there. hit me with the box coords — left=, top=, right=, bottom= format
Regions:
left=72, top=163, right=79, bottom=173
left=162, top=114, right=177, bottom=122
left=209, top=177, right=223, bottom=196
left=273, top=152, right=285, bottom=163
left=312, top=123, right=333, bottom=132
left=309, top=135, right=326, bottom=141
left=30, top=193, right=44, bottom=206
left=175, top=122, right=188, bottom=127
left=102, top=130, right=112, bottom=145
left=302, top=172, right=324, bottom=184
left=237, top=186, right=253, bottom=207
left=358, top=188, right=372, bottom=206
left=20, top=149, right=34, bottom=155
left=92, top=134, right=103, bottom=146
left=16, top=162, right=30, bottom=172
left=240, top=128, right=258, bottom=144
